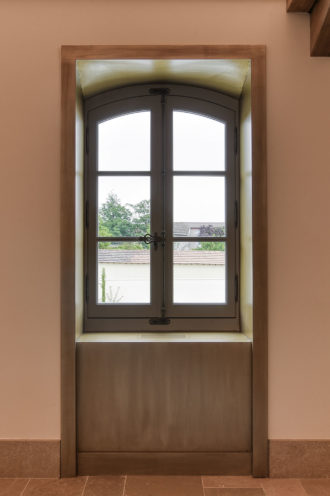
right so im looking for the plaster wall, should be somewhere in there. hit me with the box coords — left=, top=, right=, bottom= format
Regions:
left=0, top=0, right=329, bottom=440
left=98, top=263, right=226, bottom=304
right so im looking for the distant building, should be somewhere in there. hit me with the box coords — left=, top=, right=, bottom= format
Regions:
left=173, top=222, right=225, bottom=249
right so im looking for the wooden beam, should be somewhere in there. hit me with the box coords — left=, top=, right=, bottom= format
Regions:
left=250, top=50, right=268, bottom=478
left=61, top=45, right=266, bottom=62
left=60, top=50, right=77, bottom=478
left=287, top=0, right=316, bottom=12
left=310, top=0, right=330, bottom=55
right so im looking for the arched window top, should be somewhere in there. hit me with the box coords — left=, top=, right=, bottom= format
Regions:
left=85, top=83, right=239, bottom=113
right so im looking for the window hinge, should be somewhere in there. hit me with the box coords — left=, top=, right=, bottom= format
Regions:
left=85, top=201, right=89, bottom=229
left=235, top=274, right=239, bottom=302
left=235, top=200, right=238, bottom=228
left=85, top=127, right=89, bottom=154
left=85, top=274, right=89, bottom=302
left=234, top=127, right=238, bottom=155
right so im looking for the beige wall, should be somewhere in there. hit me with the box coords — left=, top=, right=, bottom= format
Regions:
left=0, top=0, right=330, bottom=440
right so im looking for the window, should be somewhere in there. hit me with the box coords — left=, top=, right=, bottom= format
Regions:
left=84, top=84, right=239, bottom=332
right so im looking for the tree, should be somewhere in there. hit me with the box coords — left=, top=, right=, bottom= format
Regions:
left=98, top=196, right=225, bottom=251
left=199, top=224, right=225, bottom=237
left=129, top=199, right=150, bottom=236
left=98, top=193, right=150, bottom=249
left=197, top=224, right=225, bottom=251
left=99, top=193, right=133, bottom=237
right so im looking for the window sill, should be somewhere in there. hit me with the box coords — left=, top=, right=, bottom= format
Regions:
left=76, top=331, right=252, bottom=343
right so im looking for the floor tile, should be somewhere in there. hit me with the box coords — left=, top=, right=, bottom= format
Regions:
left=202, top=477, right=262, bottom=488
left=300, top=479, right=330, bottom=496
left=260, top=479, right=307, bottom=496
left=84, top=476, right=126, bottom=496
left=0, top=479, right=29, bottom=496
left=204, top=489, right=265, bottom=496
left=125, top=475, right=203, bottom=496
left=22, top=477, right=87, bottom=496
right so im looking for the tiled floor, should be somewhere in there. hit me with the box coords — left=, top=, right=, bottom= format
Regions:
left=1, top=476, right=330, bottom=496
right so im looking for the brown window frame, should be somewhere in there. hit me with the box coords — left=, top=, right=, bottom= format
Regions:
left=84, top=84, right=240, bottom=332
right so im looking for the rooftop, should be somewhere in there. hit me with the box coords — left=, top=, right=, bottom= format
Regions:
left=98, top=249, right=225, bottom=265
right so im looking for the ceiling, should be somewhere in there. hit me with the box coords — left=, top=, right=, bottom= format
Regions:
left=76, top=59, right=251, bottom=98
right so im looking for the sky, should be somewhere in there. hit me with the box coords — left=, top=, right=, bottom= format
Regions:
left=98, top=110, right=226, bottom=224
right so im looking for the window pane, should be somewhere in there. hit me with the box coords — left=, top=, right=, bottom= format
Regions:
left=98, top=242, right=150, bottom=304
left=173, top=111, right=225, bottom=171
left=98, top=111, right=150, bottom=171
left=173, top=242, right=226, bottom=304
left=173, top=177, right=225, bottom=236
left=98, top=177, right=150, bottom=237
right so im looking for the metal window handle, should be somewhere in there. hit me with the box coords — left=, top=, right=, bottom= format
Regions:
left=138, top=232, right=165, bottom=250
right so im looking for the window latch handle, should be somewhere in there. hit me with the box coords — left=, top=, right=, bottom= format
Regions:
left=138, top=232, right=164, bottom=250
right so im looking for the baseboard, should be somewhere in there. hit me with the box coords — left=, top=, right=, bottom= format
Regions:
left=269, top=440, right=330, bottom=478
left=0, top=440, right=60, bottom=478
left=5, top=439, right=329, bottom=478
left=77, top=452, right=251, bottom=475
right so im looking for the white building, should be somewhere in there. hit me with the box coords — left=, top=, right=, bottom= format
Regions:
left=98, top=249, right=226, bottom=304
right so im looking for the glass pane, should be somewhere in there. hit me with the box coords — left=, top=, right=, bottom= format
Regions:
left=98, top=242, right=150, bottom=304
left=98, top=177, right=150, bottom=237
left=173, top=242, right=226, bottom=304
left=98, top=111, right=150, bottom=171
left=173, top=111, right=225, bottom=171
left=173, top=177, right=225, bottom=236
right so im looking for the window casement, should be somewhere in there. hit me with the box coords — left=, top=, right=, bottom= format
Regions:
left=84, top=84, right=239, bottom=332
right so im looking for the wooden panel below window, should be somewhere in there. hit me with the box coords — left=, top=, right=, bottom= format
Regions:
left=77, top=342, right=251, bottom=459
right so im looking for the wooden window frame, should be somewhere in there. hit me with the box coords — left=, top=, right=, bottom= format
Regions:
left=84, top=84, right=239, bottom=332
left=61, top=45, right=267, bottom=477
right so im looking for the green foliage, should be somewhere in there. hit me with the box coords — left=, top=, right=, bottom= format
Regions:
left=98, top=195, right=225, bottom=252
left=196, top=224, right=225, bottom=251
left=99, top=193, right=133, bottom=237
left=100, top=267, right=123, bottom=303
left=129, top=199, right=150, bottom=237
left=101, top=267, right=106, bottom=303
left=98, top=219, right=112, bottom=249
left=197, top=241, right=225, bottom=251
left=98, top=193, right=150, bottom=249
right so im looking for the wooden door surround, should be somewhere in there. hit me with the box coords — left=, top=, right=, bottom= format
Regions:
left=61, top=45, right=267, bottom=478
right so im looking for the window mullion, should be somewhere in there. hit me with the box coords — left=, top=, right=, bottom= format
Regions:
left=163, top=96, right=173, bottom=317
left=150, top=97, right=165, bottom=318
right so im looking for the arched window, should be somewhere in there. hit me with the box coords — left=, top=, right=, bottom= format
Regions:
left=84, top=84, right=239, bottom=332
